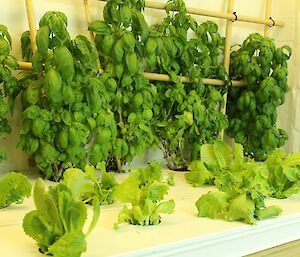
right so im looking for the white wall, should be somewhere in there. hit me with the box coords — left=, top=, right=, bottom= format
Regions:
left=0, top=0, right=297, bottom=173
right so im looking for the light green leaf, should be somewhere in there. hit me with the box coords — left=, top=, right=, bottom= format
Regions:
left=282, top=181, right=300, bottom=198
left=84, top=165, right=98, bottom=182
left=22, top=210, right=55, bottom=253
left=85, top=197, right=100, bottom=236
left=132, top=205, right=145, bottom=225
left=226, top=193, right=256, bottom=225
left=196, top=191, right=229, bottom=219
left=113, top=176, right=139, bottom=205
left=58, top=189, right=87, bottom=232
left=256, top=206, right=282, bottom=220
left=114, top=206, right=133, bottom=230
left=0, top=172, right=32, bottom=208
left=156, top=199, right=175, bottom=214
left=34, top=179, right=63, bottom=232
left=48, top=231, right=87, bottom=257
left=282, top=166, right=300, bottom=182
left=213, top=139, right=232, bottom=168
left=283, top=152, right=300, bottom=167
left=62, top=168, right=87, bottom=199
left=186, top=160, right=214, bottom=186
left=96, top=161, right=106, bottom=173
left=141, top=181, right=169, bottom=202
left=200, top=144, right=217, bottom=166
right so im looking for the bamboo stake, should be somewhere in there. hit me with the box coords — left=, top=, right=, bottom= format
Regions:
left=98, top=0, right=284, bottom=27
left=83, top=0, right=97, bottom=42
left=264, top=0, right=272, bottom=37
left=25, top=0, right=37, bottom=53
left=18, top=61, right=32, bottom=70
left=223, top=0, right=234, bottom=72
left=220, top=0, right=235, bottom=139
left=83, top=0, right=102, bottom=69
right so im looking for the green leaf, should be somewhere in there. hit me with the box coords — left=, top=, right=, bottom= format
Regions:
left=62, top=168, right=87, bottom=199
left=33, top=179, right=63, bottom=231
left=0, top=172, right=32, bottom=209
left=57, top=187, right=87, bottom=232
left=101, top=170, right=118, bottom=190
left=213, top=139, right=232, bottom=168
left=113, top=176, right=139, bottom=205
left=23, top=105, right=40, bottom=120
left=85, top=197, right=100, bottom=236
left=22, top=210, right=55, bottom=253
left=49, top=15, right=70, bottom=43
left=88, top=20, right=112, bottom=35
left=61, top=110, right=72, bottom=125
left=36, top=25, right=50, bottom=57
left=282, top=181, right=300, bottom=198
left=186, top=160, right=214, bottom=186
left=85, top=164, right=98, bottom=182
left=201, top=144, right=217, bottom=167
left=167, top=172, right=175, bottom=186
left=131, top=205, right=145, bottom=225
left=141, top=181, right=169, bottom=202
left=114, top=206, right=133, bottom=230
left=48, top=231, right=87, bottom=257
left=256, top=206, right=282, bottom=220
left=0, top=25, right=12, bottom=46
left=156, top=199, right=175, bottom=214
left=196, top=191, right=229, bottom=219
left=283, top=152, right=300, bottom=167
left=226, top=193, right=256, bottom=225
left=231, top=143, right=244, bottom=172
left=282, top=166, right=300, bottom=182
left=39, top=109, right=52, bottom=121
left=53, top=45, right=75, bottom=83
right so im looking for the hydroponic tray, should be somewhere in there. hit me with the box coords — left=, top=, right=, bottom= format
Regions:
left=1, top=172, right=300, bottom=257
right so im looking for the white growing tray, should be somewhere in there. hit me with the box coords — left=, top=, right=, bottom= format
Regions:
left=1, top=172, right=300, bottom=257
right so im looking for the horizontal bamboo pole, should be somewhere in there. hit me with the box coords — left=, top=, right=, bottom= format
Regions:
left=97, top=0, right=284, bottom=27
left=17, top=61, right=245, bottom=86
left=18, top=61, right=32, bottom=70
left=138, top=72, right=246, bottom=87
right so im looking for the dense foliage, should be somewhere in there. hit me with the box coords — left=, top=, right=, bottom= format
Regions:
left=0, top=25, right=20, bottom=162
left=23, top=178, right=100, bottom=257
left=16, top=12, right=104, bottom=180
left=227, top=33, right=291, bottom=161
left=145, top=0, right=229, bottom=170
left=186, top=140, right=300, bottom=224
left=88, top=0, right=156, bottom=171
left=1, top=3, right=293, bottom=179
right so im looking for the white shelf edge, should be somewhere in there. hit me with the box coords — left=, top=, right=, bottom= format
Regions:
left=112, top=212, right=300, bottom=257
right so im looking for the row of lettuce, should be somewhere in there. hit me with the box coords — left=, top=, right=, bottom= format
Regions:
left=0, top=0, right=291, bottom=180
left=2, top=138, right=300, bottom=256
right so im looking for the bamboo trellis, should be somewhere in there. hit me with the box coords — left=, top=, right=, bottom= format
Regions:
left=19, top=0, right=284, bottom=89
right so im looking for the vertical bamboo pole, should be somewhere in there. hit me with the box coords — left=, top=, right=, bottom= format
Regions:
left=83, top=0, right=96, bottom=42
left=264, top=0, right=272, bottom=37
left=83, top=0, right=102, bottom=70
left=25, top=0, right=37, bottom=53
left=220, top=0, right=235, bottom=139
